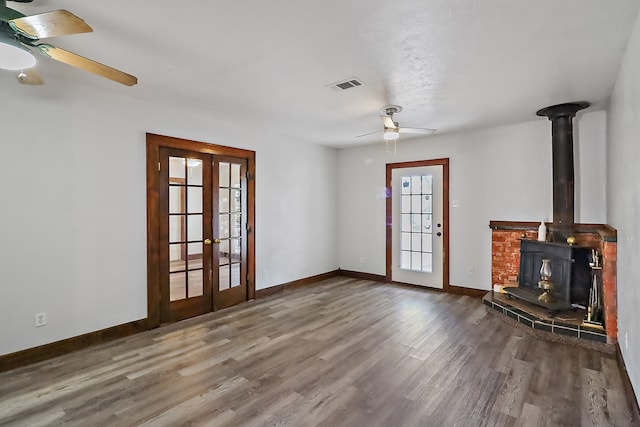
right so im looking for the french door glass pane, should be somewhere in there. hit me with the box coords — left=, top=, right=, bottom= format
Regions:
left=219, top=240, right=230, bottom=265
left=401, top=214, right=411, bottom=232
left=170, top=272, right=186, bottom=301
left=231, top=164, right=241, bottom=188
left=188, top=243, right=203, bottom=268
left=169, top=243, right=185, bottom=272
left=219, top=162, right=230, bottom=187
left=219, top=215, right=230, bottom=238
left=411, top=176, right=421, bottom=192
left=422, top=253, right=433, bottom=273
left=169, top=186, right=184, bottom=213
left=169, top=215, right=185, bottom=243
left=230, top=190, right=241, bottom=212
left=230, top=214, right=241, bottom=237
left=219, top=189, right=230, bottom=213
left=401, top=176, right=411, bottom=194
left=411, top=233, right=421, bottom=251
left=412, top=252, right=421, bottom=270
left=401, top=195, right=410, bottom=213
left=219, top=266, right=230, bottom=290
left=230, top=238, right=241, bottom=262
left=401, top=251, right=411, bottom=269
left=422, top=214, right=432, bottom=232
left=187, top=187, right=203, bottom=213
left=423, top=194, right=432, bottom=214
left=186, top=159, right=203, bottom=185
left=421, top=234, right=433, bottom=253
left=231, top=263, right=240, bottom=287
left=422, top=175, right=433, bottom=193
left=401, top=232, right=411, bottom=251
left=188, top=270, right=203, bottom=297
left=187, top=215, right=203, bottom=241
left=169, top=157, right=185, bottom=180
left=411, top=195, right=422, bottom=213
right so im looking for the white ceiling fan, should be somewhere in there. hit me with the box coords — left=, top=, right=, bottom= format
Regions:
left=355, top=105, right=436, bottom=142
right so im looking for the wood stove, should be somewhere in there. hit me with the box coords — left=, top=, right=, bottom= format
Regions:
left=508, top=240, right=591, bottom=313
left=506, top=101, right=594, bottom=314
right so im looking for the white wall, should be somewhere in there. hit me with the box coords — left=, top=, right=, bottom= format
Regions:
left=608, top=6, right=640, bottom=404
left=0, top=82, right=338, bottom=356
left=338, top=111, right=607, bottom=289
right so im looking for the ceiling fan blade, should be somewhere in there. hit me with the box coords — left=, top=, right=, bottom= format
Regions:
left=399, top=127, right=436, bottom=135
left=380, top=115, right=396, bottom=129
left=354, top=129, right=383, bottom=138
left=35, top=44, right=137, bottom=86
left=9, top=10, right=93, bottom=39
left=16, top=67, right=43, bottom=85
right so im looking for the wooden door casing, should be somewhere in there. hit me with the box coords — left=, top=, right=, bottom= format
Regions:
left=147, top=133, right=256, bottom=328
left=385, top=158, right=450, bottom=291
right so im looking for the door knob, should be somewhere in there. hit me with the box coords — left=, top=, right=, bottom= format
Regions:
left=213, top=238, right=221, bottom=244
left=204, top=239, right=212, bottom=245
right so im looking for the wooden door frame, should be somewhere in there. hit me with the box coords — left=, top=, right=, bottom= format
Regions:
left=146, top=133, right=256, bottom=328
left=385, top=158, right=450, bottom=291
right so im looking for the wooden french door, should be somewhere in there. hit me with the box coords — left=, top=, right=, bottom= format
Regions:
left=161, top=148, right=213, bottom=322
left=147, top=134, right=255, bottom=327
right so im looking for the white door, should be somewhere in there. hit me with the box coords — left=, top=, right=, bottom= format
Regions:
left=391, top=165, right=444, bottom=288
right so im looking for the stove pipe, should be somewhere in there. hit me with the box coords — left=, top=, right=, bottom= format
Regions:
left=536, top=101, right=589, bottom=241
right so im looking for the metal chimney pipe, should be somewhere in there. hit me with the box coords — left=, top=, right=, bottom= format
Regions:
left=536, top=101, right=589, bottom=241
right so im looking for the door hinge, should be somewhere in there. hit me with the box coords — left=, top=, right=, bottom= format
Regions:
left=158, top=161, right=161, bottom=171
left=246, top=225, right=253, bottom=233
left=246, top=172, right=255, bottom=180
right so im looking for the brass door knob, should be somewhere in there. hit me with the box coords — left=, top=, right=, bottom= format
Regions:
left=204, top=239, right=212, bottom=245
left=213, top=238, right=221, bottom=244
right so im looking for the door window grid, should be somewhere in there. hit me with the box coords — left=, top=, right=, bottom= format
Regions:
left=400, top=174, right=433, bottom=273
left=219, top=162, right=243, bottom=290
left=168, top=157, right=205, bottom=300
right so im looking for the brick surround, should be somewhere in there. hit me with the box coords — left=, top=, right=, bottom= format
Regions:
left=489, top=221, right=618, bottom=343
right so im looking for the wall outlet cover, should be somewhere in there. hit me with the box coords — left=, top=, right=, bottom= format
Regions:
left=35, top=312, right=47, bottom=327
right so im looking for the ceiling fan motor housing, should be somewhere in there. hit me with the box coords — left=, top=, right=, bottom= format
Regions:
left=381, top=105, right=402, bottom=117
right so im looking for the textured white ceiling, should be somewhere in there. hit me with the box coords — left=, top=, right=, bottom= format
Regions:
left=7, top=0, right=640, bottom=147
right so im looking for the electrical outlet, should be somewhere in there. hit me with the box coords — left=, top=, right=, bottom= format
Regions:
left=467, top=267, right=474, bottom=276
left=359, top=257, right=365, bottom=264
left=262, top=269, right=268, bottom=279
left=452, top=200, right=461, bottom=208
left=625, top=332, right=629, bottom=349
left=35, top=312, right=47, bottom=327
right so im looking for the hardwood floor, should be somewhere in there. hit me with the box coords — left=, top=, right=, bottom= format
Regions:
left=0, top=277, right=634, bottom=426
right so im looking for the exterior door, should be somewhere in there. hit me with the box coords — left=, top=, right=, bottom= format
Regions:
left=387, top=160, right=449, bottom=289
left=147, top=133, right=255, bottom=327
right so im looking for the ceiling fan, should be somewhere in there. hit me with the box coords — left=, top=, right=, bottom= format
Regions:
left=355, top=105, right=436, bottom=142
left=0, top=0, right=137, bottom=86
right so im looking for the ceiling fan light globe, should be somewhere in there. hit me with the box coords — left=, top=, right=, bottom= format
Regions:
left=0, top=41, right=36, bottom=71
left=383, top=130, right=400, bottom=140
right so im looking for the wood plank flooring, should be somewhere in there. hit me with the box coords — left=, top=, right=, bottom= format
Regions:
left=0, top=277, right=634, bottom=426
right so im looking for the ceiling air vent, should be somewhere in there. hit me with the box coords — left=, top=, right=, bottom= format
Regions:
left=327, top=77, right=365, bottom=91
